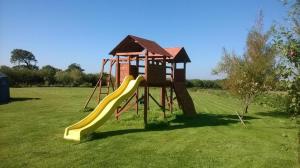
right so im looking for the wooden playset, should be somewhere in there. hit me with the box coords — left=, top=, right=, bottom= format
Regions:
left=84, top=35, right=196, bottom=124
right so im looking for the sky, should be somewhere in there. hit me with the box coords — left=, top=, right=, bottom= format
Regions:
left=0, top=0, right=288, bottom=79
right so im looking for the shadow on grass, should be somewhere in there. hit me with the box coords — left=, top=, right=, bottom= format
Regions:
left=0, top=97, right=41, bottom=104
left=10, top=97, right=41, bottom=102
left=88, top=113, right=259, bottom=141
left=256, top=110, right=289, bottom=118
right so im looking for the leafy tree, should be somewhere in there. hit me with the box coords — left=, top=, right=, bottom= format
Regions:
left=54, top=71, right=72, bottom=86
left=83, top=73, right=99, bottom=86
left=66, top=63, right=84, bottom=72
left=213, top=12, right=277, bottom=117
left=273, top=0, right=300, bottom=116
left=68, top=69, right=84, bottom=86
left=41, top=65, right=60, bottom=85
left=10, top=49, right=38, bottom=69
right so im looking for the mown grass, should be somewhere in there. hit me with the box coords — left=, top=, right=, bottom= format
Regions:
left=0, top=87, right=298, bottom=168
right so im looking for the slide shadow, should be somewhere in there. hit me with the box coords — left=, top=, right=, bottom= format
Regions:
left=88, top=113, right=259, bottom=141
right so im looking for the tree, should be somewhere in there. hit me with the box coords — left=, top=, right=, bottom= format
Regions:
left=213, top=12, right=277, bottom=117
left=273, top=0, right=300, bottom=116
left=55, top=71, right=72, bottom=86
left=41, top=65, right=60, bottom=85
left=83, top=73, right=99, bottom=86
left=66, top=63, right=84, bottom=72
left=10, top=49, right=38, bottom=69
left=68, top=69, right=84, bottom=86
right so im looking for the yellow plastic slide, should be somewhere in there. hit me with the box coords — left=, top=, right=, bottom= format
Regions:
left=64, top=75, right=144, bottom=141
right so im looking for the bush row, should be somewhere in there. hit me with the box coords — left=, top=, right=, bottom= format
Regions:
left=0, top=65, right=109, bottom=87
left=186, top=79, right=223, bottom=89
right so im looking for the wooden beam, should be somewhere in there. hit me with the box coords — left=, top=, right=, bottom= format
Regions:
left=83, top=78, right=101, bottom=109
left=116, top=95, right=144, bottom=117
left=115, top=52, right=144, bottom=56
left=149, top=93, right=162, bottom=109
left=117, top=94, right=135, bottom=114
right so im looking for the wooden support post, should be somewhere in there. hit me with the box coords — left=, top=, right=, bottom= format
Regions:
left=115, top=56, right=120, bottom=118
left=107, top=59, right=114, bottom=94
left=160, top=87, right=166, bottom=118
left=135, top=87, right=139, bottom=114
left=184, top=62, right=186, bottom=81
left=170, top=86, right=173, bottom=113
left=110, top=60, right=116, bottom=91
left=144, top=50, right=148, bottom=126
left=147, top=87, right=150, bottom=110
left=161, top=55, right=166, bottom=118
left=170, top=62, right=175, bottom=113
left=165, top=88, right=170, bottom=110
left=116, top=55, right=120, bottom=88
left=144, top=85, right=148, bottom=125
left=128, top=56, right=131, bottom=75
left=136, top=55, right=139, bottom=115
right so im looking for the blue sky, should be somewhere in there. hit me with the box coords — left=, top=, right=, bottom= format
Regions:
left=0, top=0, right=288, bottom=79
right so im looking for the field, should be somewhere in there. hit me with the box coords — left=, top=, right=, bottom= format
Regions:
left=0, top=87, right=299, bottom=168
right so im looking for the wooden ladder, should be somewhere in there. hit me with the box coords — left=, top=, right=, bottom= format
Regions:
left=98, top=59, right=115, bottom=103
left=83, top=58, right=115, bottom=109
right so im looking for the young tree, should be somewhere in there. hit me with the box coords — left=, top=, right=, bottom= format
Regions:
left=213, top=12, right=277, bottom=117
left=273, top=0, right=300, bottom=116
left=10, top=49, right=38, bottom=69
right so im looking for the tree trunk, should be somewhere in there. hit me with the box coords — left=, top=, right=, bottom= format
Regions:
left=245, top=105, right=248, bottom=114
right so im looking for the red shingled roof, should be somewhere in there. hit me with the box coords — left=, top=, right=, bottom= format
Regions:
left=109, top=35, right=172, bottom=57
left=164, top=47, right=191, bottom=63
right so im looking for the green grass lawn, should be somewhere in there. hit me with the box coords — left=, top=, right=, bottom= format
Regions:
left=0, top=87, right=299, bottom=168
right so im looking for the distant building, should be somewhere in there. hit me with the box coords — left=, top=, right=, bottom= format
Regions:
left=0, top=72, right=10, bottom=103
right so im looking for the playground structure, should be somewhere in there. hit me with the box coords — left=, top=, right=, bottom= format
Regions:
left=64, top=35, right=196, bottom=141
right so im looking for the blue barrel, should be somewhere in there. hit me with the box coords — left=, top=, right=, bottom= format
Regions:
left=0, top=73, right=10, bottom=103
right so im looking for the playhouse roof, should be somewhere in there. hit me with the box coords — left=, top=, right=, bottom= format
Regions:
left=165, top=47, right=191, bottom=63
left=149, top=47, right=191, bottom=63
left=109, top=35, right=172, bottom=57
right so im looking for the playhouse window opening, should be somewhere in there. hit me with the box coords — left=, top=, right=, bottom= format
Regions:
left=176, top=63, right=185, bottom=69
